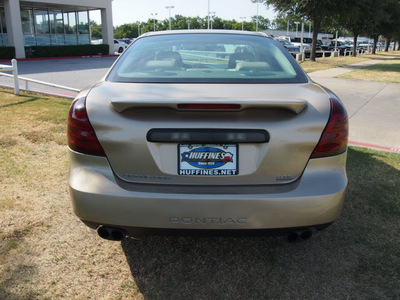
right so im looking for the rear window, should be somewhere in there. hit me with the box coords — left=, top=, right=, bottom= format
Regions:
left=107, top=33, right=307, bottom=84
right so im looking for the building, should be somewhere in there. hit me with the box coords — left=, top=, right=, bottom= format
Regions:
left=0, top=0, right=114, bottom=58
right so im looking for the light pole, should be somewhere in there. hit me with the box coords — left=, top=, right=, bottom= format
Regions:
left=240, top=17, right=246, bottom=31
left=207, top=0, right=210, bottom=29
left=255, top=0, right=259, bottom=32
left=286, top=19, right=289, bottom=35
left=151, top=13, right=157, bottom=31
left=308, top=21, right=311, bottom=38
left=294, top=21, right=300, bottom=37
left=210, top=12, right=215, bottom=29
left=165, top=6, right=174, bottom=30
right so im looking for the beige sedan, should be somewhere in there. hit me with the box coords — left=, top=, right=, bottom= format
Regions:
left=68, top=30, right=348, bottom=242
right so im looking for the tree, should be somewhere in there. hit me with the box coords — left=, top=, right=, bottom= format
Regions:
left=378, top=0, right=400, bottom=52
left=114, top=23, right=142, bottom=39
left=273, top=12, right=302, bottom=31
left=339, top=0, right=377, bottom=56
left=339, top=0, right=400, bottom=55
left=260, top=0, right=342, bottom=61
left=251, top=15, right=270, bottom=31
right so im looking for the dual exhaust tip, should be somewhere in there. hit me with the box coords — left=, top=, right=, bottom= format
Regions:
left=286, top=228, right=313, bottom=243
left=97, top=226, right=127, bottom=241
left=97, top=225, right=314, bottom=243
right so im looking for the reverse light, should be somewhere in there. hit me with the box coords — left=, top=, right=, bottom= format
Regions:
left=311, top=97, right=348, bottom=158
left=68, top=97, right=106, bottom=156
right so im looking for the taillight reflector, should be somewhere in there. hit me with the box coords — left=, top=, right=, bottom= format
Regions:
left=68, top=97, right=106, bottom=156
left=311, top=97, right=348, bottom=158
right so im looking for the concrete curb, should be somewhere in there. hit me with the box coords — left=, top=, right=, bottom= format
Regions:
left=349, top=141, right=400, bottom=153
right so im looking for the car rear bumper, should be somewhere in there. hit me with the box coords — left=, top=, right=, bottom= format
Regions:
left=69, top=150, right=347, bottom=231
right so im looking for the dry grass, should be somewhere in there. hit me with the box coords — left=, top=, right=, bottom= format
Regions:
left=0, top=88, right=399, bottom=299
left=299, top=50, right=400, bottom=73
left=0, top=89, right=139, bottom=299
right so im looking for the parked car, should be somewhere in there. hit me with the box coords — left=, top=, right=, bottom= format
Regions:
left=68, top=30, right=348, bottom=242
left=114, top=39, right=128, bottom=53
left=357, top=42, right=374, bottom=51
left=316, top=39, right=331, bottom=51
left=277, top=36, right=312, bottom=53
left=329, top=41, right=352, bottom=55
left=275, top=39, right=301, bottom=56
left=118, top=38, right=133, bottom=45
left=292, top=37, right=313, bottom=47
left=91, top=39, right=129, bottom=54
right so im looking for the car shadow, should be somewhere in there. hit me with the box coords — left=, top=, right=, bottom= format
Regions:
left=121, top=147, right=400, bottom=299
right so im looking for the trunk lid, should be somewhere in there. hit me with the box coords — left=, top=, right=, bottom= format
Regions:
left=86, top=81, right=330, bottom=186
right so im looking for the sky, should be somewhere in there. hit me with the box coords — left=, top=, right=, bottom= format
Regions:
left=93, top=0, right=277, bottom=26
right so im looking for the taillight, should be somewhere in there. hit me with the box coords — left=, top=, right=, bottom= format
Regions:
left=311, top=97, right=348, bottom=158
left=68, top=97, right=106, bottom=156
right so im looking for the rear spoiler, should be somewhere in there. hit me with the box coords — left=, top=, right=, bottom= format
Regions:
left=110, top=99, right=307, bottom=114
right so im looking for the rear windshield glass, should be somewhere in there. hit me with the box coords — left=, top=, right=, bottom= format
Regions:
left=107, top=33, right=307, bottom=84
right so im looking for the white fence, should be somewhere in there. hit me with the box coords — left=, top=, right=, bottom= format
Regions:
left=0, top=59, right=19, bottom=95
left=0, top=59, right=79, bottom=98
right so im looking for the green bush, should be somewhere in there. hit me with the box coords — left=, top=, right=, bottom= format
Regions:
left=25, top=44, right=110, bottom=58
left=0, top=47, right=16, bottom=59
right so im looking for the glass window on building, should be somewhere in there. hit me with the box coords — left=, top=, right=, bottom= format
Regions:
left=77, top=11, right=90, bottom=44
left=65, top=11, right=77, bottom=45
left=21, top=9, right=35, bottom=46
left=35, top=9, right=50, bottom=45
left=49, top=10, right=64, bottom=45
left=0, top=7, right=8, bottom=46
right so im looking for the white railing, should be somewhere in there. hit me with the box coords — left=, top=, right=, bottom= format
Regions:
left=0, top=59, right=80, bottom=98
left=0, top=59, right=19, bottom=95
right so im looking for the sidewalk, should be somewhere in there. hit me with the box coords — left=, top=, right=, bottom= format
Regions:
left=308, top=58, right=400, bottom=153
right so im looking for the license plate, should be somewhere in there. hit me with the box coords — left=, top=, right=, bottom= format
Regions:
left=178, top=144, right=238, bottom=176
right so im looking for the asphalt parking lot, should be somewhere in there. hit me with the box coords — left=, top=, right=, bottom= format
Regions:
left=0, top=56, right=399, bottom=151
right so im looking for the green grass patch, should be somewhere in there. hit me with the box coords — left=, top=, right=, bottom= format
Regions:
left=338, top=58, right=400, bottom=83
left=347, top=147, right=400, bottom=216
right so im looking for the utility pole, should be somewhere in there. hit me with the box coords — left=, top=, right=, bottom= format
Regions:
left=210, top=12, right=215, bottom=29
left=207, top=0, right=211, bottom=29
left=240, top=17, right=246, bottom=31
left=165, top=6, right=174, bottom=30
left=151, top=13, right=157, bottom=31
left=256, top=0, right=259, bottom=31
